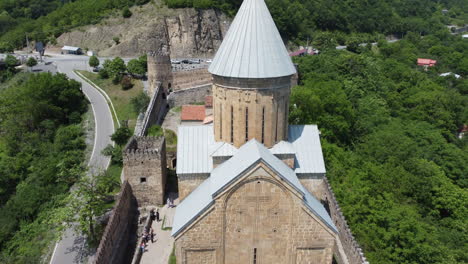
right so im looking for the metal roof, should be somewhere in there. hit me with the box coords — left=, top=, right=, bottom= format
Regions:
left=176, top=125, right=214, bottom=174
left=208, top=0, right=296, bottom=79
left=288, top=125, right=326, bottom=175
left=210, top=142, right=238, bottom=157
left=61, top=46, right=81, bottom=51
left=176, top=125, right=326, bottom=175
left=172, top=139, right=337, bottom=237
left=270, top=140, right=295, bottom=154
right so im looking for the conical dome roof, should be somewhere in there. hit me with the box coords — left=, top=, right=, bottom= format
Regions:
left=208, top=0, right=296, bottom=79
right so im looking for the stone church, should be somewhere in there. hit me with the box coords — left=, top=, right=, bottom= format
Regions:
left=172, top=0, right=339, bottom=263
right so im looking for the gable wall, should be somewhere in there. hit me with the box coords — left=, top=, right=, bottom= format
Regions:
left=174, top=164, right=335, bottom=264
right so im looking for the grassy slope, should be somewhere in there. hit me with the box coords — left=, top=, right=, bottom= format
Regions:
left=78, top=70, right=143, bottom=131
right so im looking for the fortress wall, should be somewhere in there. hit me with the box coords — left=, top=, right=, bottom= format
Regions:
left=167, top=84, right=212, bottom=108
left=135, top=82, right=168, bottom=136
left=172, top=68, right=212, bottom=91
left=322, top=177, right=369, bottom=264
left=94, top=181, right=138, bottom=264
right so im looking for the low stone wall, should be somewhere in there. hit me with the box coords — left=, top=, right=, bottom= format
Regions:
left=322, top=177, right=369, bottom=264
left=167, top=84, right=212, bottom=108
left=172, top=68, right=212, bottom=91
left=94, top=181, right=138, bottom=264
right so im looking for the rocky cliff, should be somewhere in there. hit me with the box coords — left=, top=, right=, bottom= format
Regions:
left=56, top=3, right=230, bottom=58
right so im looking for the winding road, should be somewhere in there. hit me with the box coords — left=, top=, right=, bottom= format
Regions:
left=47, top=55, right=114, bottom=264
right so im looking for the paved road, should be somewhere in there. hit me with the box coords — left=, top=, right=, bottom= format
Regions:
left=47, top=54, right=114, bottom=264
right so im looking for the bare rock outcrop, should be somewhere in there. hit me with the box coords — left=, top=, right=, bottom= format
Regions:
left=56, top=3, right=230, bottom=58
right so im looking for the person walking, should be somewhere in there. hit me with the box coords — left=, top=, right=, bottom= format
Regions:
left=150, top=209, right=155, bottom=222
left=156, top=210, right=160, bottom=222
left=140, top=242, right=145, bottom=254
left=150, top=228, right=155, bottom=243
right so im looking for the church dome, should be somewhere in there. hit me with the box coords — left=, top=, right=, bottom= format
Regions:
left=208, top=0, right=296, bottom=79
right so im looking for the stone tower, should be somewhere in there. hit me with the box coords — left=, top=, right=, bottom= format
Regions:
left=147, top=23, right=173, bottom=97
left=123, top=136, right=167, bottom=206
left=208, top=0, right=296, bottom=148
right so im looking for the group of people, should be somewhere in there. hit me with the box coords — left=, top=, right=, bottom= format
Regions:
left=140, top=209, right=161, bottom=254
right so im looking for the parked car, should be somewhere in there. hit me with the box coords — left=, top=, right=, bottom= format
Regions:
left=206, top=59, right=213, bottom=63
left=171, top=59, right=181, bottom=64
left=189, top=59, right=200, bottom=64
left=181, top=59, right=190, bottom=64
left=92, top=66, right=101, bottom=72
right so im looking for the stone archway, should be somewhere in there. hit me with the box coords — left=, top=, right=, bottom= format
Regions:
left=224, top=177, right=292, bottom=264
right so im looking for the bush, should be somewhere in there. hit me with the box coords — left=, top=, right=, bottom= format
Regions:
left=111, top=126, right=131, bottom=146
left=147, top=125, right=164, bottom=137
left=89, top=55, right=99, bottom=68
left=130, top=92, right=150, bottom=114
left=120, top=75, right=133, bottom=90
left=98, top=68, right=109, bottom=79
left=113, top=36, right=120, bottom=45
left=101, top=144, right=123, bottom=165
left=122, top=7, right=132, bottom=18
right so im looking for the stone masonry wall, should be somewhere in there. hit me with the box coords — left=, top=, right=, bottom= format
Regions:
left=94, top=181, right=137, bottom=264
left=322, top=177, right=369, bottom=264
left=172, top=68, right=212, bottom=91
left=174, top=164, right=336, bottom=264
left=167, top=85, right=212, bottom=108
left=177, top=173, right=209, bottom=201
left=123, top=137, right=167, bottom=206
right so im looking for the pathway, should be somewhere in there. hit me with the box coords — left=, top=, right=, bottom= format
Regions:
left=140, top=201, right=178, bottom=264
left=49, top=55, right=115, bottom=264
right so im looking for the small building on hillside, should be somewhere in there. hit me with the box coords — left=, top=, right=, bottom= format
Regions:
left=180, top=105, right=206, bottom=125
left=417, top=58, right=437, bottom=67
left=463, top=34, right=468, bottom=39
left=289, top=46, right=318, bottom=57
left=440, top=72, right=461, bottom=79
left=61, top=46, right=82, bottom=55
left=458, top=125, right=468, bottom=139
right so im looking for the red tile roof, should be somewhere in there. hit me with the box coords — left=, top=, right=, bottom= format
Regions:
left=205, top=96, right=213, bottom=107
left=417, top=58, right=437, bottom=67
left=181, top=105, right=205, bottom=121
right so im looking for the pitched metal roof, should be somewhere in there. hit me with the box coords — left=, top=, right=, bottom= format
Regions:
left=172, top=139, right=337, bottom=237
left=176, top=126, right=214, bottom=174
left=208, top=0, right=296, bottom=79
left=288, top=125, right=326, bottom=175
left=270, top=140, right=295, bottom=154
left=176, top=125, right=326, bottom=175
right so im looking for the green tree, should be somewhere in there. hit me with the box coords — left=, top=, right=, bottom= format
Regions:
left=122, top=7, right=132, bottom=18
left=88, top=55, right=99, bottom=68
left=130, top=92, right=150, bottom=114
left=103, top=57, right=126, bottom=79
left=110, top=126, right=131, bottom=146
left=127, top=58, right=146, bottom=76
left=26, top=57, right=37, bottom=71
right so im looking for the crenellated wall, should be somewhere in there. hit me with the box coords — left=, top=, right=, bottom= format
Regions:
left=123, top=136, right=167, bottom=206
left=171, top=67, right=212, bottom=91
left=94, top=181, right=138, bottom=264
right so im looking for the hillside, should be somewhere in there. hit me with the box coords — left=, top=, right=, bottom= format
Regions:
left=55, top=4, right=230, bottom=57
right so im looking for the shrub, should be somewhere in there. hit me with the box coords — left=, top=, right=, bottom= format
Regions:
left=98, top=68, right=109, bottom=79
left=120, top=75, right=133, bottom=90
left=122, top=7, right=132, bottom=18
left=88, top=55, right=99, bottom=68
left=130, top=92, right=150, bottom=114
left=147, top=125, right=164, bottom=137
left=113, top=36, right=120, bottom=45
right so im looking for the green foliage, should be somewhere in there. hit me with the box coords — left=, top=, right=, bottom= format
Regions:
left=0, top=73, right=87, bottom=260
left=26, top=57, right=37, bottom=68
left=120, top=75, right=133, bottom=90
left=291, top=33, right=468, bottom=263
left=103, top=57, right=126, bottom=80
left=127, top=58, right=146, bottom=76
left=113, top=36, right=120, bottom=45
left=89, top=55, right=100, bottom=68
left=168, top=245, right=176, bottom=264
left=102, top=144, right=123, bottom=165
left=131, top=92, right=150, bottom=114
left=98, top=68, right=109, bottom=79
left=111, top=126, right=132, bottom=146
left=68, top=171, right=120, bottom=244
left=147, top=125, right=164, bottom=137
left=122, top=6, right=132, bottom=18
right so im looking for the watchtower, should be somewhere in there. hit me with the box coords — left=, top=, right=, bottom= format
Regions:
left=147, top=47, right=173, bottom=97
left=123, top=136, right=167, bottom=206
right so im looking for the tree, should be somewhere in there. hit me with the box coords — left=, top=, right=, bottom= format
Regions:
left=113, top=36, right=120, bottom=45
left=120, top=75, right=133, bottom=90
left=69, top=172, right=119, bottom=244
left=147, top=125, right=164, bottom=137
left=127, top=58, right=146, bottom=76
left=110, top=126, right=131, bottom=146
left=88, top=55, right=99, bottom=68
left=122, top=7, right=132, bottom=18
left=103, top=57, right=126, bottom=79
left=130, top=92, right=150, bottom=114
left=26, top=57, right=37, bottom=71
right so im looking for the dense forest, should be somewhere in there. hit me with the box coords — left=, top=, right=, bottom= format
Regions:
left=290, top=33, right=468, bottom=263
left=0, top=73, right=88, bottom=262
